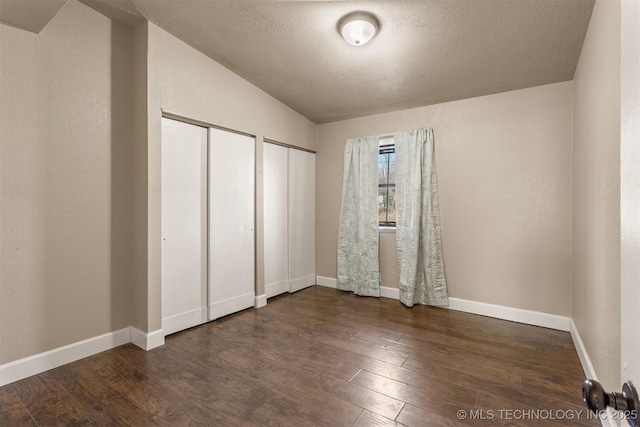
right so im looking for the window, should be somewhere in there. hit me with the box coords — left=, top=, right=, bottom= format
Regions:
left=378, top=137, right=395, bottom=226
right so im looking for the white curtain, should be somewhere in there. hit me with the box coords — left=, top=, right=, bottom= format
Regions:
left=395, top=128, right=449, bottom=307
left=337, top=136, right=380, bottom=297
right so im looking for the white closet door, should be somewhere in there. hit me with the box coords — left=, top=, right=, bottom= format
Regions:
left=288, top=149, right=316, bottom=293
left=264, top=143, right=289, bottom=298
left=161, top=118, right=208, bottom=335
left=209, top=128, right=255, bottom=320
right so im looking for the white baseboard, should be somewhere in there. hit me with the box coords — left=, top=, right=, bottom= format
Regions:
left=448, top=298, right=571, bottom=331
left=316, top=276, right=570, bottom=331
left=266, top=280, right=289, bottom=298
left=0, top=328, right=130, bottom=387
left=290, top=274, right=315, bottom=293
left=316, top=278, right=398, bottom=300
left=570, top=319, right=597, bottom=380
left=316, top=276, right=337, bottom=288
left=162, top=307, right=208, bottom=336
left=598, top=411, right=618, bottom=427
left=380, top=286, right=400, bottom=300
left=130, top=327, right=165, bottom=351
left=569, top=322, right=614, bottom=427
left=209, top=292, right=255, bottom=320
left=255, top=293, right=267, bottom=308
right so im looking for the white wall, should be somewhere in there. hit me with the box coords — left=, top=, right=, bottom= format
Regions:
left=132, top=22, right=149, bottom=332
left=0, top=1, right=134, bottom=364
left=317, top=82, right=574, bottom=316
left=572, top=0, right=621, bottom=391
left=132, top=23, right=317, bottom=332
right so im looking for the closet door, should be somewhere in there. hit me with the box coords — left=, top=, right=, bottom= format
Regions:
left=264, top=143, right=289, bottom=298
left=208, top=128, right=255, bottom=320
left=161, top=118, right=208, bottom=335
left=288, top=149, right=316, bottom=293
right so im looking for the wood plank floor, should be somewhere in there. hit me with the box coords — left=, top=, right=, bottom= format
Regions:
left=1, top=286, right=598, bottom=426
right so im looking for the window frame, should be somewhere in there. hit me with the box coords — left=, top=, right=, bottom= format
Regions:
left=378, top=141, right=396, bottom=228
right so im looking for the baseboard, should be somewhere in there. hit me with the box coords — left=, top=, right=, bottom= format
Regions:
left=570, top=323, right=614, bottom=427
left=598, top=411, right=618, bottom=427
left=162, top=307, right=208, bottom=336
left=316, top=277, right=570, bottom=331
left=317, top=277, right=399, bottom=299
left=255, top=293, right=267, bottom=308
left=265, top=280, right=288, bottom=299
left=569, top=319, right=597, bottom=379
left=290, top=274, right=315, bottom=293
left=448, top=298, right=571, bottom=331
left=0, top=328, right=130, bottom=387
left=316, top=276, right=337, bottom=288
left=209, top=292, right=255, bottom=320
left=130, top=327, right=165, bottom=351
left=380, top=286, right=400, bottom=300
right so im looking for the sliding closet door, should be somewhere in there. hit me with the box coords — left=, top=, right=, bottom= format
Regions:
left=288, top=149, right=316, bottom=292
left=264, top=143, right=289, bottom=298
left=208, top=128, right=255, bottom=320
left=161, top=118, right=208, bottom=335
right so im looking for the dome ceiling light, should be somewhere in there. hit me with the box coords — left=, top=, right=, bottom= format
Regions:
left=338, top=12, right=380, bottom=46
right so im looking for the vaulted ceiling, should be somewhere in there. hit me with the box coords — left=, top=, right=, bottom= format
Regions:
left=0, top=0, right=595, bottom=124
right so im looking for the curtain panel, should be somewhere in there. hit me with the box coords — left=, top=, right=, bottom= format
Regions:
left=395, top=128, right=449, bottom=307
left=337, top=136, right=381, bottom=297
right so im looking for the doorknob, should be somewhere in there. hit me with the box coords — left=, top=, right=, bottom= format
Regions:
left=583, top=379, right=639, bottom=426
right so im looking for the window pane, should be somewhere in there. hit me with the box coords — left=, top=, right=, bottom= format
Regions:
left=378, top=187, right=388, bottom=223
left=378, top=186, right=396, bottom=224
left=378, top=153, right=389, bottom=185
left=387, top=186, right=396, bottom=223
left=388, top=152, right=395, bottom=183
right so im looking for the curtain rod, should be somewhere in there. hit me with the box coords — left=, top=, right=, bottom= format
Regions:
left=377, top=128, right=431, bottom=139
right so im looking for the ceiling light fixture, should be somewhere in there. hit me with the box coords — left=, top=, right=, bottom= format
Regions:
left=338, top=12, right=380, bottom=46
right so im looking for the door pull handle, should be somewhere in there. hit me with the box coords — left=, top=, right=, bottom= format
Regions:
left=583, top=379, right=639, bottom=426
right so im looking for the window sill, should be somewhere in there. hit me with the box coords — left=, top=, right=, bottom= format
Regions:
left=379, top=226, right=396, bottom=234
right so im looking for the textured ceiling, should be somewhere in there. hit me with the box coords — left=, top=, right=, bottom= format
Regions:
left=1, top=0, right=595, bottom=124
left=0, top=0, right=68, bottom=34
left=131, top=0, right=594, bottom=123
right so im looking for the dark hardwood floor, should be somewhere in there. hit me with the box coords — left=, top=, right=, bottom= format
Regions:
left=1, top=286, right=597, bottom=426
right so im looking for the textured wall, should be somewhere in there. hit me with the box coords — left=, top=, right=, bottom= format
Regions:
left=134, top=23, right=317, bottom=332
left=572, top=0, right=621, bottom=390
left=317, top=82, right=573, bottom=316
left=0, top=1, right=133, bottom=364
left=131, top=22, right=149, bottom=331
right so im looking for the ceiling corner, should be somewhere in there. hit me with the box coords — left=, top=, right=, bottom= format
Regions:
left=0, top=0, right=68, bottom=34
